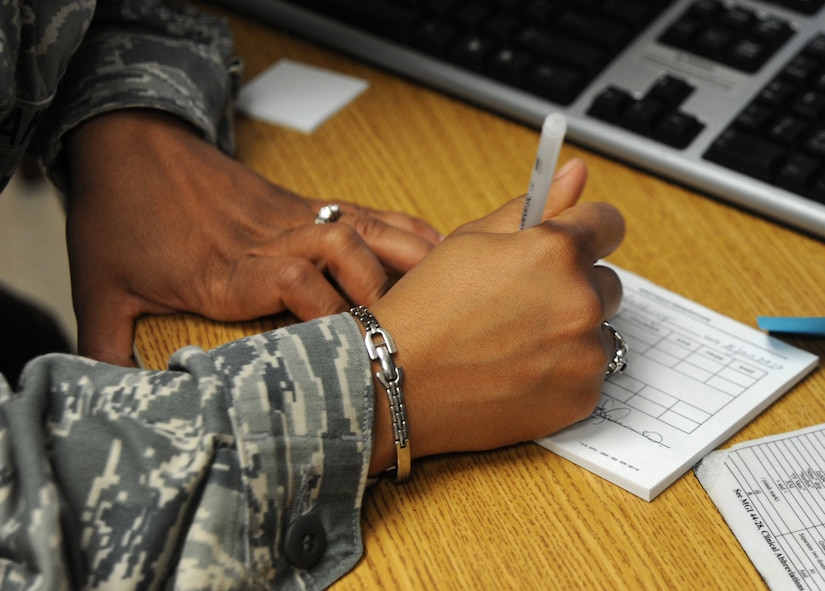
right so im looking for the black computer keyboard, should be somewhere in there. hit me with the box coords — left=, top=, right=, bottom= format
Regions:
left=217, top=0, right=825, bottom=239
left=706, top=35, right=825, bottom=198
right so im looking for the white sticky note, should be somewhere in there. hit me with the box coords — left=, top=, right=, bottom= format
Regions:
left=236, top=58, right=369, bottom=133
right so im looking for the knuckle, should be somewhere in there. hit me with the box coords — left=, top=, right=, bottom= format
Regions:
left=547, top=386, right=601, bottom=431
left=347, top=214, right=387, bottom=242
left=556, top=289, right=607, bottom=342
left=319, top=222, right=365, bottom=253
left=544, top=221, right=587, bottom=259
left=275, top=258, right=316, bottom=292
left=570, top=390, right=601, bottom=423
left=575, top=290, right=608, bottom=326
left=583, top=335, right=611, bottom=377
left=317, top=298, right=350, bottom=317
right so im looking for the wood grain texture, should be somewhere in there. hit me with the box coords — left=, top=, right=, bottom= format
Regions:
left=134, top=7, right=825, bottom=589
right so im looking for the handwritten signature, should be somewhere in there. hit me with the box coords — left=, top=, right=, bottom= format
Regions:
left=588, top=399, right=670, bottom=448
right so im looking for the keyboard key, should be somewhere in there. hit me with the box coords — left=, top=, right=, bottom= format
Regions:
left=812, top=174, right=825, bottom=203
left=483, top=13, right=520, bottom=40
left=777, top=153, right=821, bottom=195
left=527, top=62, right=584, bottom=104
left=588, top=86, right=634, bottom=123
left=515, top=26, right=607, bottom=74
left=734, top=103, right=773, bottom=131
left=768, top=116, right=807, bottom=145
left=413, top=20, right=458, bottom=55
left=686, top=0, right=723, bottom=19
left=648, top=75, right=694, bottom=107
left=780, top=0, right=825, bottom=15
left=793, top=91, right=825, bottom=119
left=487, top=47, right=533, bottom=84
left=728, top=39, right=772, bottom=73
left=704, top=129, right=786, bottom=181
left=783, top=56, right=821, bottom=83
left=804, top=34, right=825, bottom=60
left=424, top=0, right=461, bottom=16
left=302, top=0, right=418, bottom=41
left=602, top=0, right=657, bottom=27
left=490, top=0, right=526, bottom=9
left=653, top=111, right=704, bottom=148
left=752, top=17, right=793, bottom=46
left=556, top=11, right=630, bottom=51
left=453, top=3, right=491, bottom=28
left=450, top=33, right=496, bottom=69
left=520, top=0, right=561, bottom=22
left=805, top=129, right=825, bottom=159
left=659, top=17, right=701, bottom=48
left=621, top=98, right=666, bottom=135
left=719, top=6, right=754, bottom=30
left=694, top=26, right=734, bottom=60
left=759, top=79, right=797, bottom=107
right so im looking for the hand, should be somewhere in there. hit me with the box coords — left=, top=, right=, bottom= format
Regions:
left=367, top=159, right=625, bottom=473
left=66, top=110, right=442, bottom=366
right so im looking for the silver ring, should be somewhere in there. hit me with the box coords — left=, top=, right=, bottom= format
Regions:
left=603, top=321, right=628, bottom=377
left=315, top=204, right=341, bottom=224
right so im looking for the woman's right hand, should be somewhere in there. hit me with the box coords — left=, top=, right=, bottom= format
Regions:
left=367, top=159, right=625, bottom=473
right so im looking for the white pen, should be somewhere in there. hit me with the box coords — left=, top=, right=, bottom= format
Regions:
left=519, top=113, right=567, bottom=230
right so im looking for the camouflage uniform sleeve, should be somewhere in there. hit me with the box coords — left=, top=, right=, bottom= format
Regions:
left=0, top=313, right=375, bottom=590
left=38, top=0, right=242, bottom=193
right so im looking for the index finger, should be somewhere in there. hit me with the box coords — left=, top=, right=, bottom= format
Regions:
left=542, top=201, right=626, bottom=263
left=341, top=211, right=440, bottom=272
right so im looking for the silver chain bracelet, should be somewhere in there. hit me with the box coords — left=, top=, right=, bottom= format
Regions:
left=350, top=305, right=411, bottom=482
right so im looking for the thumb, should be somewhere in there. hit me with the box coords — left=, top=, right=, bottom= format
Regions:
left=75, top=296, right=142, bottom=367
left=451, top=197, right=524, bottom=235
left=454, top=158, right=589, bottom=236
left=546, top=158, right=588, bottom=217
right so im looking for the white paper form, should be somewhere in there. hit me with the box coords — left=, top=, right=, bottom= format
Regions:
left=535, top=266, right=819, bottom=501
left=696, top=424, right=825, bottom=590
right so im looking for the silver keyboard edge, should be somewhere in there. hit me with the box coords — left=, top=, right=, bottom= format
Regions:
left=217, top=0, right=825, bottom=240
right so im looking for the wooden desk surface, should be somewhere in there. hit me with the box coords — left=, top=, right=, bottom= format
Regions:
left=136, top=8, right=825, bottom=590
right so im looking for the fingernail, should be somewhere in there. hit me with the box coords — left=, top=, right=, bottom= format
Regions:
left=553, top=159, right=576, bottom=179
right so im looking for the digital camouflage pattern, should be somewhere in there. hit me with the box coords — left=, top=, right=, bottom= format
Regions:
left=1, top=3, right=375, bottom=588
left=0, top=0, right=240, bottom=192
left=0, top=313, right=374, bottom=589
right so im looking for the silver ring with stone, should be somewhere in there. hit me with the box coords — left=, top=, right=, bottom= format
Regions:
left=603, top=321, right=628, bottom=377
left=315, top=204, right=342, bottom=224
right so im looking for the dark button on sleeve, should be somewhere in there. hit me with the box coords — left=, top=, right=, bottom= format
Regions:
left=283, top=514, right=327, bottom=569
